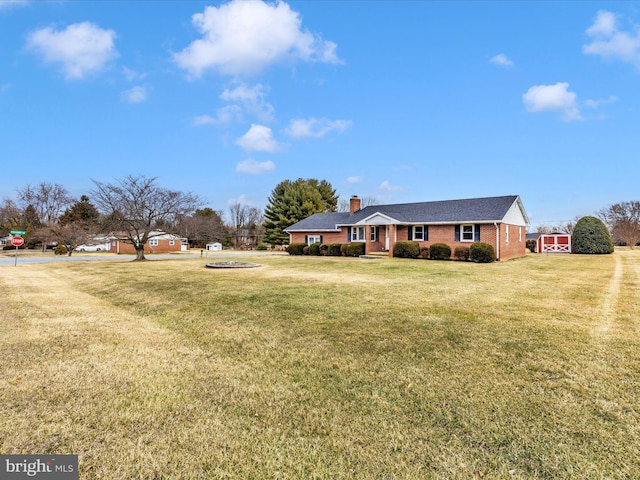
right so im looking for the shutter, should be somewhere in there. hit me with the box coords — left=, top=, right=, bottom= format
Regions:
left=347, top=227, right=352, bottom=242
left=319, top=235, right=323, bottom=244
left=424, top=225, right=429, bottom=241
left=304, top=235, right=308, bottom=245
left=474, top=224, right=481, bottom=242
left=408, top=226, right=413, bottom=241
left=455, top=225, right=460, bottom=241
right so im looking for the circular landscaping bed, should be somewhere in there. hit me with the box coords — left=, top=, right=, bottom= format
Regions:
left=205, top=261, right=261, bottom=269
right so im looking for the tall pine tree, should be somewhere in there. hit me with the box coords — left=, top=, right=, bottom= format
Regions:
left=263, top=178, right=337, bottom=245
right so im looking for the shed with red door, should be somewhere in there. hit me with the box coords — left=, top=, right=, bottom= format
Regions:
left=537, top=233, right=571, bottom=253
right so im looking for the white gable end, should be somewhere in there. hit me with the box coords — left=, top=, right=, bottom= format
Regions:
left=356, top=212, right=399, bottom=225
left=502, top=199, right=529, bottom=226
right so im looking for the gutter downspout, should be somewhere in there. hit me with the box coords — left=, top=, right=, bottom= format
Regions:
left=494, top=222, right=500, bottom=261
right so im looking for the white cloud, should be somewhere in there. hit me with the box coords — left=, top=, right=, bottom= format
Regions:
left=122, top=66, right=147, bottom=82
left=192, top=105, right=243, bottom=126
left=583, top=10, right=640, bottom=68
left=584, top=95, right=619, bottom=108
left=121, top=86, right=147, bottom=103
left=0, top=0, right=28, bottom=9
left=220, top=83, right=274, bottom=122
left=284, top=118, right=351, bottom=139
left=236, top=158, right=275, bottom=175
left=489, top=53, right=514, bottom=67
left=173, top=0, right=341, bottom=77
left=346, top=176, right=362, bottom=184
left=26, top=22, right=117, bottom=79
left=379, top=180, right=401, bottom=192
left=236, top=124, right=284, bottom=152
left=522, top=82, right=583, bottom=121
left=227, top=194, right=254, bottom=206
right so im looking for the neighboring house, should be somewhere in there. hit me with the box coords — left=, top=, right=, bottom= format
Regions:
left=0, top=236, right=10, bottom=247
left=106, top=231, right=189, bottom=254
left=206, top=242, right=223, bottom=251
left=284, top=195, right=530, bottom=261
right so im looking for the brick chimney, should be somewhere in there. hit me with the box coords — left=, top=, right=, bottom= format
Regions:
left=349, top=195, right=361, bottom=216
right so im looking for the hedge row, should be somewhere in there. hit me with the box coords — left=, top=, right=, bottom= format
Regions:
left=287, top=242, right=365, bottom=257
left=392, top=241, right=496, bottom=263
left=289, top=241, right=496, bottom=263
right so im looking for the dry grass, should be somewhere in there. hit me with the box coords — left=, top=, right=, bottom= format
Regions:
left=1, top=251, right=640, bottom=479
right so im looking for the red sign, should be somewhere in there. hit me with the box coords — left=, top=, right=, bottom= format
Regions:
left=11, top=236, right=24, bottom=247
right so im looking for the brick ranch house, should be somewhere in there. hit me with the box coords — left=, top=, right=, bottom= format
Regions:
left=285, top=195, right=530, bottom=261
left=105, top=231, right=189, bottom=254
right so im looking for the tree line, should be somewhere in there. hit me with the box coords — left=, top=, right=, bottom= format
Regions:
left=0, top=176, right=264, bottom=260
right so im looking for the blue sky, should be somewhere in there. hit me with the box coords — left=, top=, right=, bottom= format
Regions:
left=1, top=0, right=639, bottom=229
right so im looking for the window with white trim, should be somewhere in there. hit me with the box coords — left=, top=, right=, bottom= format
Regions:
left=505, top=225, right=510, bottom=243
left=519, top=226, right=522, bottom=242
left=149, top=239, right=159, bottom=247
left=461, top=224, right=474, bottom=242
left=370, top=226, right=379, bottom=242
left=169, top=239, right=175, bottom=246
left=307, top=235, right=322, bottom=245
left=351, top=226, right=366, bottom=242
left=413, top=225, right=425, bottom=241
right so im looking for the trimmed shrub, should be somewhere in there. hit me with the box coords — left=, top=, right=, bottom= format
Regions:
left=256, top=243, right=268, bottom=251
left=328, top=244, right=342, bottom=256
left=429, top=243, right=451, bottom=260
left=319, top=244, right=329, bottom=256
left=340, top=244, right=349, bottom=256
left=572, top=216, right=614, bottom=254
left=345, top=242, right=365, bottom=257
left=54, top=244, right=68, bottom=256
left=469, top=242, right=496, bottom=263
left=419, top=247, right=430, bottom=259
left=287, top=243, right=306, bottom=255
left=394, top=241, right=420, bottom=258
left=526, top=239, right=537, bottom=253
left=308, top=242, right=322, bottom=256
left=454, top=246, right=470, bottom=261
left=302, top=246, right=310, bottom=255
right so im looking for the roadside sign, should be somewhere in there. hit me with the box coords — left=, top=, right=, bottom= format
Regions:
left=11, top=236, right=24, bottom=247
left=10, top=230, right=26, bottom=235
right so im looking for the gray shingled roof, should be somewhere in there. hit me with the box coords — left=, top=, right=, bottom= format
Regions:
left=285, top=195, right=522, bottom=232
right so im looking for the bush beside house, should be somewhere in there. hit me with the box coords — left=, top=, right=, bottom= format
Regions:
left=470, top=242, right=496, bottom=263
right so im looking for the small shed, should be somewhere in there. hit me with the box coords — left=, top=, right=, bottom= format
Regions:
left=538, top=233, right=571, bottom=253
left=206, top=242, right=223, bottom=251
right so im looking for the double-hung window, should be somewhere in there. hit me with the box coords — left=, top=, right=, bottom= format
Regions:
left=307, top=235, right=322, bottom=245
left=370, top=226, right=379, bottom=242
left=149, top=239, right=159, bottom=247
left=413, top=225, right=425, bottom=241
left=351, top=226, right=365, bottom=242
left=461, top=224, right=474, bottom=242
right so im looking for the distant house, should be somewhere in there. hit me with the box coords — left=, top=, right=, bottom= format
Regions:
left=106, top=231, right=189, bottom=254
left=284, top=195, right=530, bottom=261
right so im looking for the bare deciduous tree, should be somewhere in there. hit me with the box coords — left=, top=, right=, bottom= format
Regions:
left=598, top=201, right=640, bottom=248
left=91, top=175, right=202, bottom=260
left=17, top=182, right=71, bottom=223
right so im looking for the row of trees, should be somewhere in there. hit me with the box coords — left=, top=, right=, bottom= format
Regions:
left=0, top=176, right=264, bottom=260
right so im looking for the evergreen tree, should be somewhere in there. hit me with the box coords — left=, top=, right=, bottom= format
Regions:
left=59, top=195, right=100, bottom=228
left=572, top=216, right=614, bottom=254
left=263, top=178, right=337, bottom=245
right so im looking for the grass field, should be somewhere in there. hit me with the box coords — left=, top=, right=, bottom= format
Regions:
left=1, top=251, right=639, bottom=479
